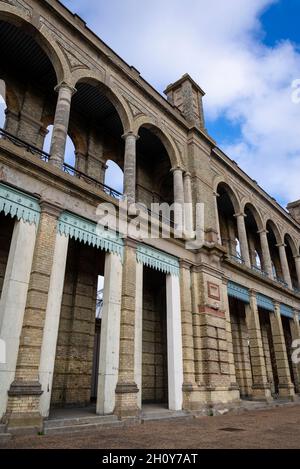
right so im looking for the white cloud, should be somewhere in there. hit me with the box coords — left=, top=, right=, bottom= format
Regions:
left=62, top=0, right=300, bottom=206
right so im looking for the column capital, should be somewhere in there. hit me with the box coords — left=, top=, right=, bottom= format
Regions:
left=124, top=237, right=139, bottom=250
left=257, top=229, right=269, bottom=235
left=248, top=288, right=257, bottom=297
left=294, top=255, right=300, bottom=261
left=234, top=212, right=246, bottom=218
left=183, top=171, right=192, bottom=178
left=122, top=131, right=140, bottom=141
left=276, top=242, right=286, bottom=248
left=54, top=81, right=77, bottom=96
left=171, top=166, right=185, bottom=174
left=40, top=200, right=64, bottom=219
left=179, top=258, right=194, bottom=270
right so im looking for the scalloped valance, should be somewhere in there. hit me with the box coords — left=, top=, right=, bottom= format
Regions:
left=137, top=245, right=179, bottom=276
left=58, top=211, right=124, bottom=258
left=0, top=183, right=40, bottom=225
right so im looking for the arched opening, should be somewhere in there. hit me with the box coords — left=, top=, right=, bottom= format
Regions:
left=43, top=125, right=76, bottom=167
left=266, top=221, right=283, bottom=282
left=67, top=80, right=125, bottom=190
left=0, top=19, right=58, bottom=148
left=244, top=204, right=263, bottom=271
left=216, top=183, right=240, bottom=260
left=284, top=235, right=298, bottom=290
left=104, top=160, right=124, bottom=194
left=136, top=127, right=174, bottom=208
left=0, top=79, right=6, bottom=129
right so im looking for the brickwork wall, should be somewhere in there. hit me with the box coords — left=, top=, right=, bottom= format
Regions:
left=258, top=310, right=278, bottom=395
left=229, top=297, right=253, bottom=397
left=51, top=240, right=104, bottom=408
left=282, top=316, right=296, bottom=387
left=142, top=268, right=168, bottom=404
left=0, top=213, right=14, bottom=299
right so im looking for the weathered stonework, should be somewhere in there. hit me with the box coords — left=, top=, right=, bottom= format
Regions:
left=0, top=0, right=300, bottom=435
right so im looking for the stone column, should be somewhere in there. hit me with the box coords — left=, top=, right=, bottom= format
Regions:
left=166, top=273, right=184, bottom=411
left=235, top=213, right=251, bottom=267
left=183, top=172, right=193, bottom=238
left=180, top=260, right=199, bottom=410
left=134, top=262, right=143, bottom=410
left=38, top=232, right=69, bottom=418
left=269, top=303, right=295, bottom=399
left=222, top=281, right=239, bottom=393
left=97, top=253, right=123, bottom=415
left=172, top=167, right=185, bottom=233
left=0, top=219, right=36, bottom=422
left=114, top=239, right=139, bottom=419
left=290, top=311, right=300, bottom=393
left=123, top=132, right=138, bottom=204
left=258, top=229, right=273, bottom=278
left=294, top=256, right=300, bottom=290
left=245, top=291, right=272, bottom=400
left=277, top=244, right=292, bottom=289
left=49, top=82, right=76, bottom=168
left=5, top=202, right=62, bottom=432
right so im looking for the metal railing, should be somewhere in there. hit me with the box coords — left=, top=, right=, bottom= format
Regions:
left=62, top=163, right=123, bottom=199
left=0, top=127, right=50, bottom=162
left=0, top=127, right=123, bottom=200
left=230, top=254, right=245, bottom=265
left=275, top=277, right=289, bottom=289
left=251, top=264, right=269, bottom=278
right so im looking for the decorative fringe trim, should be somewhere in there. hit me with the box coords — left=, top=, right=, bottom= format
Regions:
left=137, top=245, right=179, bottom=276
left=0, top=183, right=40, bottom=225
left=58, top=212, right=124, bottom=259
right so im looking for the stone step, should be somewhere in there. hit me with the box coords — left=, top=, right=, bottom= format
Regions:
left=45, top=414, right=118, bottom=429
left=0, top=433, right=11, bottom=445
left=141, top=410, right=191, bottom=422
left=44, top=418, right=122, bottom=436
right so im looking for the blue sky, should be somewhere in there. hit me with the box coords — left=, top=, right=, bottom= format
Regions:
left=2, top=0, right=300, bottom=207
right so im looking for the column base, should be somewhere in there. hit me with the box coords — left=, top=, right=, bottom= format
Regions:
left=5, top=381, right=44, bottom=434
left=114, top=382, right=141, bottom=421
left=5, top=412, right=43, bottom=435
left=182, top=383, right=205, bottom=411
left=251, top=383, right=273, bottom=402
left=186, top=384, right=241, bottom=412
left=278, top=384, right=296, bottom=400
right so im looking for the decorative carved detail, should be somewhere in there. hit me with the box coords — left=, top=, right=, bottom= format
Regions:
left=39, top=17, right=105, bottom=74
left=207, top=282, right=221, bottom=301
left=127, top=100, right=145, bottom=118
left=57, top=42, right=90, bottom=72
left=0, top=0, right=31, bottom=16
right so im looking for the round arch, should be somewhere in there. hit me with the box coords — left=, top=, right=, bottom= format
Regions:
left=72, top=73, right=132, bottom=135
left=215, top=181, right=241, bottom=215
left=284, top=233, right=298, bottom=258
left=134, top=117, right=181, bottom=169
left=266, top=219, right=283, bottom=245
left=0, top=5, right=68, bottom=84
left=243, top=202, right=264, bottom=231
